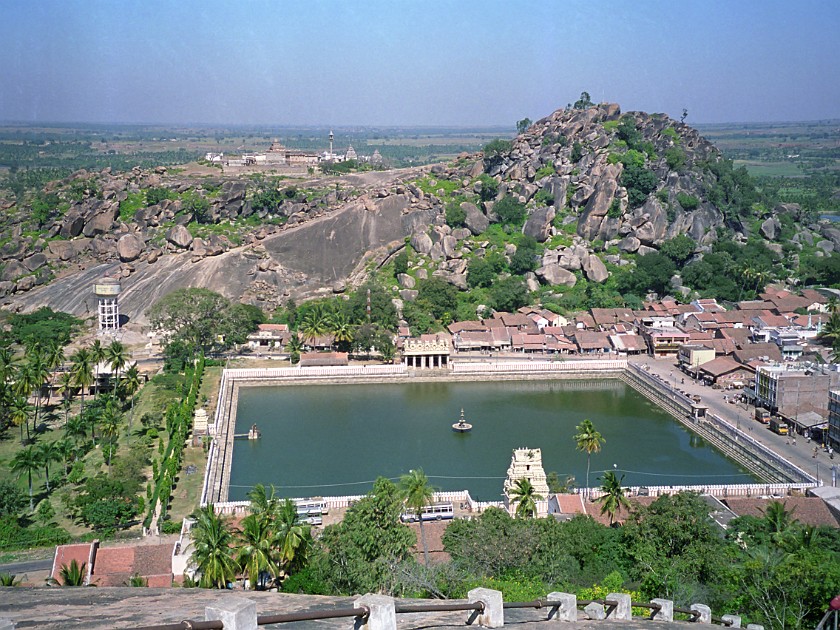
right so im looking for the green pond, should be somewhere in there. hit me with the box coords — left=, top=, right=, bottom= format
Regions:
left=229, top=379, right=754, bottom=502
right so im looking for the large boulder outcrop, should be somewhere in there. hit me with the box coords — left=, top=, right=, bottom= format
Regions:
left=582, top=253, right=609, bottom=283
left=523, top=206, right=556, bottom=242
left=166, top=224, right=193, bottom=249
left=536, top=263, right=577, bottom=287
left=461, top=202, right=489, bottom=235
left=411, top=231, right=433, bottom=255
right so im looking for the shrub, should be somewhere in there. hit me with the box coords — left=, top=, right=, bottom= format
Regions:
left=570, top=142, right=584, bottom=163
left=393, top=251, right=409, bottom=277
left=534, top=165, right=555, bottom=180
left=477, top=174, right=499, bottom=202
left=621, top=165, right=658, bottom=207
left=445, top=200, right=467, bottom=228
left=676, top=192, right=700, bottom=211
left=665, top=147, right=687, bottom=171
left=607, top=199, right=623, bottom=219
left=493, top=196, right=527, bottom=226
left=146, top=187, right=175, bottom=206
left=483, top=139, right=512, bottom=158
left=533, top=189, right=554, bottom=206
left=662, top=126, right=680, bottom=142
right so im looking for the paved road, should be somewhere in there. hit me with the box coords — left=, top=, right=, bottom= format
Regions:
left=0, top=558, right=53, bottom=583
left=636, top=355, right=839, bottom=486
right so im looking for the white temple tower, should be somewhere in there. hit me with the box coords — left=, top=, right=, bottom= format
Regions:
left=503, top=447, right=550, bottom=517
left=94, top=277, right=121, bottom=332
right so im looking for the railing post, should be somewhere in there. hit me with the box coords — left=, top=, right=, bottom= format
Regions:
left=468, top=587, right=504, bottom=627
left=584, top=602, right=606, bottom=620
left=650, top=599, right=674, bottom=622
left=353, top=594, right=395, bottom=630
left=547, top=592, right=577, bottom=621
left=722, top=615, right=742, bottom=628
left=205, top=595, right=257, bottom=630
left=606, top=593, right=631, bottom=621
left=690, top=604, right=712, bottom=624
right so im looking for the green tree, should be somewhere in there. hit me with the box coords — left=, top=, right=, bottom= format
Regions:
left=477, top=173, right=499, bottom=202
left=659, top=235, right=696, bottom=266
left=574, top=419, right=605, bottom=500
left=327, top=310, right=354, bottom=351
left=393, top=250, right=409, bottom=277
left=483, top=139, right=513, bottom=159
left=445, top=200, right=467, bottom=228
left=121, top=364, right=142, bottom=436
left=35, top=440, right=61, bottom=491
left=418, top=277, right=459, bottom=322
left=509, top=236, right=540, bottom=275
left=516, top=118, right=533, bottom=134
left=70, top=348, right=94, bottom=419
left=490, top=276, right=529, bottom=312
left=493, top=195, right=527, bottom=225
left=274, top=499, right=311, bottom=574
left=573, top=91, right=593, bottom=109
left=596, top=471, right=630, bottom=526
left=10, top=395, right=32, bottom=444
left=621, top=165, right=658, bottom=207
left=90, top=339, right=106, bottom=399
left=107, top=340, right=128, bottom=392
left=36, top=499, right=55, bottom=527
left=299, top=306, right=328, bottom=347
left=11, top=445, right=41, bottom=511
left=467, top=257, right=496, bottom=289
left=188, top=505, right=238, bottom=589
left=399, top=468, right=436, bottom=567
left=237, top=512, right=279, bottom=590
left=0, top=479, right=27, bottom=518
left=509, top=478, right=543, bottom=519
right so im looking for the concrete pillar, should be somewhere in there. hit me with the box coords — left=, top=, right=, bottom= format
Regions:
left=650, top=599, right=674, bottom=622
left=606, top=593, right=631, bottom=621
left=584, top=602, right=606, bottom=620
left=468, top=587, right=504, bottom=628
left=722, top=615, right=742, bottom=628
left=205, top=596, right=257, bottom=630
left=690, top=604, right=712, bottom=624
left=547, top=592, right=577, bottom=621
left=354, top=594, right=396, bottom=630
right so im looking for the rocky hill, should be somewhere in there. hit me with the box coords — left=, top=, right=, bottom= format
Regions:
left=0, top=102, right=829, bottom=323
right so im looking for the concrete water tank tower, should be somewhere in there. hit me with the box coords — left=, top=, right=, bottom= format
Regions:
left=94, top=277, right=121, bottom=332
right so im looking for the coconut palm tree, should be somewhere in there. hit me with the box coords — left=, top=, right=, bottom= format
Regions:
left=188, top=505, right=238, bottom=589
left=247, top=484, right=280, bottom=524
left=299, top=307, right=328, bottom=348
left=89, top=339, right=106, bottom=399
left=35, top=440, right=61, bottom=492
left=13, top=363, right=37, bottom=439
left=57, top=371, right=74, bottom=426
left=44, top=341, right=65, bottom=407
left=55, top=438, right=75, bottom=477
left=509, top=478, right=544, bottom=519
left=25, top=350, right=50, bottom=432
left=58, top=559, right=86, bottom=586
left=273, top=499, right=310, bottom=574
left=596, top=471, right=630, bottom=526
left=575, top=419, right=605, bottom=500
left=763, top=501, right=796, bottom=538
left=70, top=348, right=93, bottom=419
left=11, top=445, right=41, bottom=511
left=100, top=397, right=122, bottom=472
left=399, top=468, right=435, bottom=567
left=328, top=310, right=354, bottom=351
left=10, top=395, right=32, bottom=444
left=121, top=364, right=141, bottom=437
left=64, top=414, right=88, bottom=449
left=237, top=512, right=279, bottom=590
left=107, top=341, right=128, bottom=392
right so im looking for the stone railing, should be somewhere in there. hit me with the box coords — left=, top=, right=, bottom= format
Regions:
left=224, top=364, right=407, bottom=380
left=452, top=359, right=628, bottom=374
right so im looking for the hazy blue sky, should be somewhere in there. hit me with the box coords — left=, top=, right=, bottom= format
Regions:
left=2, top=0, right=838, bottom=126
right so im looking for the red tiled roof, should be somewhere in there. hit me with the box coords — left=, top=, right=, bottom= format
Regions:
left=257, top=323, right=288, bottom=332
left=52, top=544, right=93, bottom=585
left=91, top=543, right=175, bottom=587
left=723, top=497, right=839, bottom=528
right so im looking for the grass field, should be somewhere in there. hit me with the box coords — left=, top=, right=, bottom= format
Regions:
left=734, top=160, right=805, bottom=177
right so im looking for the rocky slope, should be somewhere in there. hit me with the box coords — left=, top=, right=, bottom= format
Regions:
left=1, top=102, right=827, bottom=321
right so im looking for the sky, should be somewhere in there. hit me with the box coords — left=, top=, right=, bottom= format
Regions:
left=1, top=0, right=839, bottom=127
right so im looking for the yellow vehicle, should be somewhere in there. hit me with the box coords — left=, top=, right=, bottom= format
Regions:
left=769, top=418, right=789, bottom=435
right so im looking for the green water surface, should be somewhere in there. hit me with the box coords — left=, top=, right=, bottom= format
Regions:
left=229, top=379, right=753, bottom=501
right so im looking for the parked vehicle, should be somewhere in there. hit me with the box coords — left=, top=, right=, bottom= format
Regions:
left=769, top=418, right=789, bottom=435
left=400, top=502, right=455, bottom=522
left=755, top=409, right=771, bottom=424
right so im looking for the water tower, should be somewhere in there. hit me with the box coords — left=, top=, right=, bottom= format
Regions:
left=94, top=277, right=121, bottom=332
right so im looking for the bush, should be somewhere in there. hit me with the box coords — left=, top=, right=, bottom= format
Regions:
left=146, top=187, right=175, bottom=206
left=621, top=165, right=658, bottom=207
left=570, top=142, right=584, bottom=163
left=477, top=174, right=499, bottom=202
left=676, top=192, right=700, bottom=210
left=493, top=196, right=527, bottom=226
left=393, top=251, right=409, bottom=277
left=490, top=276, right=529, bottom=312
left=483, top=139, right=512, bottom=158
left=607, top=199, right=623, bottom=219
left=445, top=200, right=467, bottom=228
left=665, top=147, right=687, bottom=171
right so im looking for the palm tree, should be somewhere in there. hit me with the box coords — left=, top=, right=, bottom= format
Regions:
left=273, top=499, right=310, bottom=574
left=299, top=307, right=328, bottom=348
left=188, top=505, right=238, bottom=589
left=247, top=484, right=280, bottom=524
left=57, top=371, right=74, bottom=426
left=819, top=311, right=840, bottom=348
left=35, top=440, right=61, bottom=491
left=55, top=438, right=76, bottom=477
left=509, top=478, right=544, bottom=519
left=58, top=559, right=86, bottom=586
left=107, top=341, right=128, bottom=392
left=596, top=471, right=630, bottom=526
left=237, top=512, right=279, bottom=590
left=44, top=341, right=65, bottom=407
left=575, top=419, right=605, bottom=500
left=13, top=363, right=38, bottom=439
left=328, top=311, right=354, bottom=351
left=763, top=500, right=796, bottom=540
left=89, top=340, right=106, bottom=399
left=10, top=395, right=32, bottom=444
left=399, top=468, right=435, bottom=567
left=11, top=445, right=41, bottom=511
left=100, top=398, right=122, bottom=472
left=64, top=414, right=88, bottom=448
left=121, top=364, right=141, bottom=437
left=70, top=349, right=93, bottom=419
left=26, top=350, right=50, bottom=431
left=286, top=334, right=303, bottom=364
